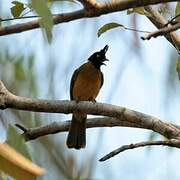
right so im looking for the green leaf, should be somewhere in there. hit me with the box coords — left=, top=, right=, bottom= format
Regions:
left=14, top=56, right=26, bottom=81
left=31, top=0, right=53, bottom=43
left=97, top=22, right=123, bottom=37
left=11, top=1, right=26, bottom=17
left=176, top=56, right=180, bottom=80
left=127, top=7, right=151, bottom=16
left=175, top=2, right=180, bottom=21
left=28, top=55, right=37, bottom=96
left=6, top=125, right=32, bottom=160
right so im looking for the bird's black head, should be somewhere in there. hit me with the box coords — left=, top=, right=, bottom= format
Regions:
left=88, top=45, right=109, bottom=69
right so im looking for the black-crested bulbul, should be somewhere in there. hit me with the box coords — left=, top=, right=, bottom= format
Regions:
left=66, top=45, right=109, bottom=149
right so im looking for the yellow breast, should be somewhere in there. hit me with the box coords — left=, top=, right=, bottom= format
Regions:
left=72, top=62, right=102, bottom=101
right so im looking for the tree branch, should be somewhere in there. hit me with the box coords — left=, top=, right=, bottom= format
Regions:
left=144, top=6, right=180, bottom=53
left=0, top=0, right=177, bottom=36
left=141, top=22, right=180, bottom=42
left=1, top=80, right=180, bottom=141
left=15, top=118, right=140, bottom=141
left=99, top=139, right=180, bottom=161
left=14, top=116, right=180, bottom=142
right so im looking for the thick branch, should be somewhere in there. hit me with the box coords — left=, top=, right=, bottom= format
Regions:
left=0, top=0, right=177, bottom=36
left=1, top=80, right=180, bottom=141
left=145, top=6, right=180, bottom=53
left=141, top=22, right=180, bottom=41
left=99, top=139, right=180, bottom=161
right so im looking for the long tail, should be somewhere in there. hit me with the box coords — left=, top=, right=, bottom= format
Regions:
left=66, top=113, right=86, bottom=149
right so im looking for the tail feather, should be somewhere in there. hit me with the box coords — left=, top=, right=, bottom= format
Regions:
left=66, top=114, right=86, bottom=149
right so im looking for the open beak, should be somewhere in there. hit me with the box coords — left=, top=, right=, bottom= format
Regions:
left=101, top=45, right=109, bottom=54
left=100, top=45, right=109, bottom=65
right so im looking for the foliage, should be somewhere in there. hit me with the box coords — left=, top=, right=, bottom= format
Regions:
left=97, top=7, right=152, bottom=37
left=0, top=143, right=44, bottom=180
left=175, top=2, right=180, bottom=20
left=97, top=22, right=123, bottom=37
left=176, top=56, right=180, bottom=80
left=11, top=1, right=26, bottom=17
left=31, top=0, right=53, bottom=43
left=10, top=0, right=77, bottom=43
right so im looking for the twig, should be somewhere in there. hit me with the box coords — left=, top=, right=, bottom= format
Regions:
left=141, top=22, right=180, bottom=40
left=144, top=6, right=180, bottom=53
left=0, top=13, right=61, bottom=22
left=0, top=15, right=41, bottom=22
left=15, top=124, right=28, bottom=133
left=99, top=139, right=180, bottom=161
left=123, top=26, right=150, bottom=33
left=109, top=23, right=151, bottom=33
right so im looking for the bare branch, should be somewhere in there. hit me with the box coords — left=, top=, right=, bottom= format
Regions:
left=14, top=117, right=180, bottom=141
left=141, top=22, right=180, bottom=42
left=15, top=116, right=169, bottom=141
left=15, top=117, right=139, bottom=141
left=1, top=80, right=180, bottom=141
left=0, top=0, right=177, bottom=36
left=144, top=6, right=180, bottom=53
left=99, top=139, right=180, bottom=161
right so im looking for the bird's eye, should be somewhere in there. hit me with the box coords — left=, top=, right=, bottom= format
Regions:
left=96, top=54, right=100, bottom=58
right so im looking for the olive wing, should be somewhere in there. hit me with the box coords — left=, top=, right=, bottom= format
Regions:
left=100, top=71, right=104, bottom=89
left=70, top=68, right=80, bottom=100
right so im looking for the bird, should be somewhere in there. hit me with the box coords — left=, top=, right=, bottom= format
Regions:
left=66, top=45, right=109, bottom=149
